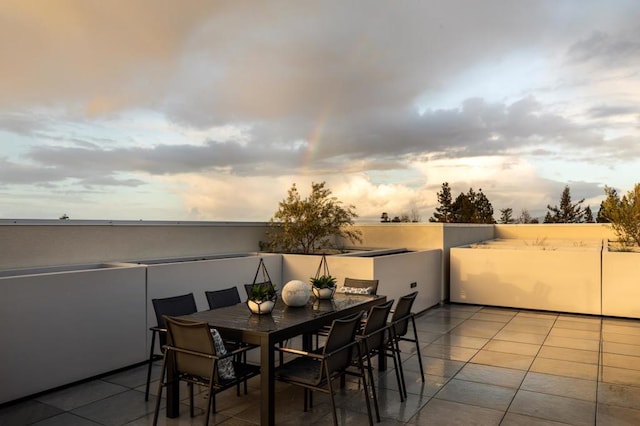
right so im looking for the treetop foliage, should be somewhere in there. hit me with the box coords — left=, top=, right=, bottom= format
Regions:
left=545, top=185, right=585, bottom=223
left=599, top=184, right=640, bottom=246
left=430, top=183, right=495, bottom=224
left=267, top=182, right=362, bottom=254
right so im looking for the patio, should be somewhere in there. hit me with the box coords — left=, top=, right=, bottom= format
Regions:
left=2, top=303, right=640, bottom=425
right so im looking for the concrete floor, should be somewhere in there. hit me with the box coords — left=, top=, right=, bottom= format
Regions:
left=3, top=303, right=640, bottom=425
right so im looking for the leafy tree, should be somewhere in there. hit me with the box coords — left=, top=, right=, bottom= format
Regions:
left=452, top=190, right=476, bottom=223
left=500, top=208, right=514, bottom=224
left=518, top=209, right=534, bottom=224
left=267, top=182, right=362, bottom=254
left=546, top=185, right=585, bottom=223
left=599, top=184, right=640, bottom=246
left=596, top=193, right=614, bottom=223
left=583, top=206, right=594, bottom=223
left=380, top=212, right=390, bottom=223
left=473, top=189, right=495, bottom=224
left=429, top=182, right=454, bottom=223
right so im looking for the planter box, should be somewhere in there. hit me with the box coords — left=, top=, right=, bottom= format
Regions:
left=0, top=263, right=146, bottom=404
left=450, top=239, right=602, bottom=314
left=602, top=244, right=640, bottom=318
left=282, top=249, right=441, bottom=313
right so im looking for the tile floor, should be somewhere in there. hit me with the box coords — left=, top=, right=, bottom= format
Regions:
left=3, top=303, right=640, bottom=425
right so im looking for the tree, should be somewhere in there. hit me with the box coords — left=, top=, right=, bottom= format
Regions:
left=546, top=185, right=585, bottom=223
left=584, top=206, right=594, bottom=223
left=429, top=182, right=454, bottom=223
left=473, top=189, right=495, bottom=224
left=452, top=190, right=476, bottom=223
left=518, top=209, right=534, bottom=224
left=267, top=182, right=362, bottom=254
left=380, top=212, right=390, bottom=223
left=599, top=184, right=640, bottom=246
left=500, top=208, right=514, bottom=224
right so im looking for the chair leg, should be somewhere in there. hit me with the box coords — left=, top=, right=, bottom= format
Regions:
left=388, top=334, right=406, bottom=401
left=394, top=338, right=408, bottom=400
left=145, top=330, right=157, bottom=401
left=204, top=384, right=215, bottom=426
left=366, top=353, right=381, bottom=422
left=411, top=316, right=425, bottom=381
left=152, top=353, right=168, bottom=426
left=326, top=378, right=339, bottom=426
left=189, top=383, right=194, bottom=417
left=357, top=351, right=374, bottom=426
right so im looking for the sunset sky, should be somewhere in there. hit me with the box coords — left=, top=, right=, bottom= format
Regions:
left=1, top=0, right=639, bottom=222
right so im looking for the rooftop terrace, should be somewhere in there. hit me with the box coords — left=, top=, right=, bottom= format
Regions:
left=3, top=303, right=640, bottom=425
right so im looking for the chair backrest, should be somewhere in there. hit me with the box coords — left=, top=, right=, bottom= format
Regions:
left=152, top=293, right=198, bottom=328
left=205, top=287, right=241, bottom=310
left=360, top=300, right=394, bottom=351
left=323, top=311, right=364, bottom=378
left=343, top=277, right=379, bottom=295
left=391, top=291, right=418, bottom=337
left=164, top=316, right=217, bottom=381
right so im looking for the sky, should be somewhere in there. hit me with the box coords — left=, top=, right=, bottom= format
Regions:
left=1, top=0, right=639, bottom=222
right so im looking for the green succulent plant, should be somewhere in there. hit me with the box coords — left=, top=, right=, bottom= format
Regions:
left=248, top=282, right=277, bottom=302
left=310, top=274, right=337, bottom=289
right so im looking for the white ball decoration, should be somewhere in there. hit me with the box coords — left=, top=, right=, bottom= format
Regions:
left=281, top=280, right=311, bottom=307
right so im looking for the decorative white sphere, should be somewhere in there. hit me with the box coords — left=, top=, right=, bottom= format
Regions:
left=281, top=280, right=311, bottom=307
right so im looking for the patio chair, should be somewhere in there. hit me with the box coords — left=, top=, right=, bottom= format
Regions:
left=205, top=286, right=241, bottom=309
left=315, top=277, right=380, bottom=347
left=387, top=291, right=423, bottom=399
left=275, top=311, right=374, bottom=426
left=205, top=286, right=256, bottom=394
left=152, top=316, right=260, bottom=426
left=145, top=293, right=198, bottom=401
left=352, top=299, right=396, bottom=422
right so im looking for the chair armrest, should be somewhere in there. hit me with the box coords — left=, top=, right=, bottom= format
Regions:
left=275, top=346, right=324, bottom=360
left=149, top=326, right=166, bottom=333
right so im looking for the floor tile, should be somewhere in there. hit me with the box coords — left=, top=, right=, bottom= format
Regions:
left=597, top=403, right=640, bottom=425
left=602, top=352, right=640, bottom=371
left=493, top=330, right=547, bottom=345
left=421, top=344, right=478, bottom=362
left=31, top=412, right=103, bottom=426
left=470, top=312, right=514, bottom=323
left=470, top=349, right=534, bottom=370
left=537, top=345, right=599, bottom=364
left=529, top=357, right=598, bottom=380
left=449, top=320, right=505, bottom=339
left=431, top=334, right=489, bottom=349
left=603, top=341, right=640, bottom=357
left=454, top=363, right=526, bottom=389
left=501, top=412, right=575, bottom=425
left=600, top=366, right=640, bottom=386
left=520, top=372, right=596, bottom=401
left=554, top=318, right=601, bottom=332
left=508, top=389, right=595, bottom=426
left=434, top=378, right=516, bottom=411
left=0, top=400, right=63, bottom=425
left=36, top=380, right=128, bottom=411
left=548, top=327, right=600, bottom=341
left=598, top=382, right=640, bottom=410
left=71, top=390, right=160, bottom=426
left=483, top=340, right=541, bottom=356
left=409, top=398, right=503, bottom=425
left=543, top=335, right=600, bottom=351
left=602, top=331, right=640, bottom=345
left=417, top=356, right=465, bottom=378
left=602, top=322, right=640, bottom=336
left=501, top=323, right=552, bottom=335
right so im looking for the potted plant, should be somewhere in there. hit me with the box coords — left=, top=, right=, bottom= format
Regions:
left=246, top=258, right=277, bottom=314
left=310, top=274, right=337, bottom=299
left=247, top=282, right=277, bottom=314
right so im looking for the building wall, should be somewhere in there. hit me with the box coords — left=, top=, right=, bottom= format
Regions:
left=495, top=223, right=615, bottom=240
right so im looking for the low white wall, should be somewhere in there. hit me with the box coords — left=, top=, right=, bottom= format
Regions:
left=282, top=249, right=441, bottom=313
left=602, top=247, right=640, bottom=318
left=0, top=264, right=146, bottom=404
left=450, top=242, right=602, bottom=314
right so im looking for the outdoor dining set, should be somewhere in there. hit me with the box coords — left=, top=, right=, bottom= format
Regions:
left=145, top=278, right=423, bottom=426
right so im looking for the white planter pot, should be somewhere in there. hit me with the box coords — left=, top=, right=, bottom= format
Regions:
left=247, top=299, right=275, bottom=315
left=312, top=286, right=336, bottom=300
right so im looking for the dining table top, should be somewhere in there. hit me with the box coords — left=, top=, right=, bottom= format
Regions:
left=185, top=293, right=386, bottom=341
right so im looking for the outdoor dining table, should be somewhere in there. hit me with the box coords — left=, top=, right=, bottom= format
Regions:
left=166, top=293, right=387, bottom=426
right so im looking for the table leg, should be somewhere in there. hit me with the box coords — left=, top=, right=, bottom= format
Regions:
left=260, top=336, right=275, bottom=426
